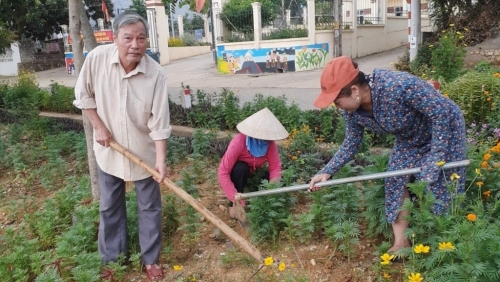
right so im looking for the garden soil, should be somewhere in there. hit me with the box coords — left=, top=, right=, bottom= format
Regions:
left=0, top=157, right=405, bottom=282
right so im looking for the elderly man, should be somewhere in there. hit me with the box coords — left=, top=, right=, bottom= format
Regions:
left=73, top=12, right=170, bottom=281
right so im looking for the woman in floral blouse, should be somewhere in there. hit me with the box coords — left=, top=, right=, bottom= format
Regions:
left=308, top=56, right=466, bottom=255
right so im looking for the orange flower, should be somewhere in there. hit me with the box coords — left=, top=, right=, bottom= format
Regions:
left=491, top=145, right=500, bottom=153
left=476, top=181, right=483, bottom=187
left=483, top=153, right=491, bottom=161
left=483, top=190, right=491, bottom=197
left=481, top=161, right=488, bottom=168
left=467, top=213, right=477, bottom=222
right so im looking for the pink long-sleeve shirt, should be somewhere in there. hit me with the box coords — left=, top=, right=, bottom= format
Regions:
left=218, top=133, right=282, bottom=206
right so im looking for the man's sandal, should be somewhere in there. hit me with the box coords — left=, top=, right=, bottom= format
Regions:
left=143, top=264, right=164, bottom=281
left=100, top=267, right=115, bottom=281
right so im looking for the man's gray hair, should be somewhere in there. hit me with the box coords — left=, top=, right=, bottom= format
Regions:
left=113, top=12, right=150, bottom=36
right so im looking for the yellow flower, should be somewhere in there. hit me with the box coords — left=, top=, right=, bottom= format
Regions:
left=408, top=272, right=423, bottom=282
left=278, top=262, right=286, bottom=271
left=476, top=181, right=483, bottom=187
left=443, top=93, right=449, bottom=98
left=173, top=265, right=183, bottom=271
left=436, top=161, right=446, bottom=167
left=450, top=173, right=460, bottom=181
left=449, top=23, right=455, bottom=27
left=380, top=260, right=390, bottom=266
left=438, top=242, right=455, bottom=251
left=330, top=102, right=336, bottom=107
left=414, top=244, right=430, bottom=254
left=467, top=213, right=477, bottom=222
left=380, top=253, right=394, bottom=265
left=456, top=31, right=462, bottom=35
left=383, top=272, right=391, bottom=279
left=264, top=256, right=274, bottom=266
left=429, top=44, right=434, bottom=48
left=291, top=156, right=298, bottom=161
left=297, top=150, right=301, bottom=154
left=475, top=168, right=482, bottom=176
left=484, top=91, right=490, bottom=95
left=463, top=43, right=468, bottom=47
left=464, top=27, right=469, bottom=31
left=316, top=137, right=324, bottom=142
left=483, top=153, right=491, bottom=161
left=483, top=190, right=491, bottom=197
left=487, top=97, right=492, bottom=102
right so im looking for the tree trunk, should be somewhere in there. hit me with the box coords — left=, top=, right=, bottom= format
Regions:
left=69, top=0, right=101, bottom=201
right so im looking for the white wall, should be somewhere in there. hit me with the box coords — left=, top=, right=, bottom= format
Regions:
left=0, top=44, right=21, bottom=76
left=168, top=45, right=212, bottom=61
left=340, top=16, right=408, bottom=58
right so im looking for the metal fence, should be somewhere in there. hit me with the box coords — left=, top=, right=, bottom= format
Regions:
left=217, top=10, right=254, bottom=42
left=346, top=0, right=385, bottom=25
left=262, top=14, right=307, bottom=40
left=315, top=0, right=336, bottom=30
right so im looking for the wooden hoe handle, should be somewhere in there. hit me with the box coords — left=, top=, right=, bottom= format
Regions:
left=109, top=140, right=264, bottom=262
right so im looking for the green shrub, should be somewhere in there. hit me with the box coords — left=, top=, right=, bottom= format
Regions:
left=0, top=83, right=10, bottom=108
left=431, top=26, right=467, bottom=82
left=410, top=42, right=434, bottom=79
left=181, top=33, right=198, bottom=46
left=441, top=70, right=500, bottom=124
left=46, top=83, right=80, bottom=113
left=263, top=28, right=308, bottom=40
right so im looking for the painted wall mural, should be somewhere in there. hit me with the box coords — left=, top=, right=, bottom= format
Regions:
left=217, top=43, right=330, bottom=74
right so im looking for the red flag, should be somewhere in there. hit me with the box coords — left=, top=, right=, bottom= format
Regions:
left=196, top=0, right=206, bottom=13
left=102, top=0, right=110, bottom=22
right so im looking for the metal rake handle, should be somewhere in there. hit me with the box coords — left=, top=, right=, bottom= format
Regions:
left=234, top=160, right=470, bottom=201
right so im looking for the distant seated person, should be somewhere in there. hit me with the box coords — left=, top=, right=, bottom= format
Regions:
left=218, top=108, right=289, bottom=218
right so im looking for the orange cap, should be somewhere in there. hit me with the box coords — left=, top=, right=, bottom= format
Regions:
left=314, top=56, right=359, bottom=108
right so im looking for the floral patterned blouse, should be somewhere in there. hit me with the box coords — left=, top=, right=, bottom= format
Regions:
left=318, top=69, right=467, bottom=223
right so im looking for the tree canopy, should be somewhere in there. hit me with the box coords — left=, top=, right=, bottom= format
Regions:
left=0, top=0, right=68, bottom=40
left=427, top=0, right=500, bottom=45
left=0, top=20, right=16, bottom=55
left=0, top=0, right=114, bottom=41
left=129, top=0, right=148, bottom=20
left=85, top=0, right=115, bottom=24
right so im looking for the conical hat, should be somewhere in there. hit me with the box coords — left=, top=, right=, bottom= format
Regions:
left=236, top=108, right=289, bottom=140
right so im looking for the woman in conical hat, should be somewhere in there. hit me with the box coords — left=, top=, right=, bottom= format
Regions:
left=218, top=108, right=289, bottom=218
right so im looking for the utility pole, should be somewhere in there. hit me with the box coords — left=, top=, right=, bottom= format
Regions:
left=333, top=0, right=342, bottom=57
left=210, top=0, right=217, bottom=65
left=409, top=0, right=421, bottom=61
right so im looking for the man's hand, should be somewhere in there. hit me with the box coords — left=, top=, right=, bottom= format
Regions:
left=154, top=162, right=168, bottom=183
left=94, top=126, right=113, bottom=147
left=308, top=173, right=331, bottom=192
left=82, top=109, right=112, bottom=147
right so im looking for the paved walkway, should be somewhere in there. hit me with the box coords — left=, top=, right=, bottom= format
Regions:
left=35, top=46, right=406, bottom=110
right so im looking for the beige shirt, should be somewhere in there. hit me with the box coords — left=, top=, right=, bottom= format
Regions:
left=73, top=44, right=172, bottom=181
